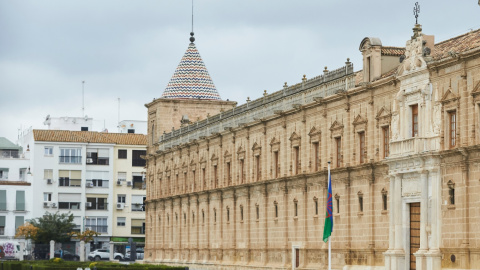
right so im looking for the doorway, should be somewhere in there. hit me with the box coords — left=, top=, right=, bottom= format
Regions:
left=410, top=202, right=420, bottom=270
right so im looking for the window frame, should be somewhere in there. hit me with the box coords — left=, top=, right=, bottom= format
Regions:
left=118, top=149, right=127, bottom=159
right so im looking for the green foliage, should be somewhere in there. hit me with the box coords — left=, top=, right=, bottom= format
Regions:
left=28, top=211, right=76, bottom=244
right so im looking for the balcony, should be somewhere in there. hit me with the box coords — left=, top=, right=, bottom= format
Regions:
left=86, top=180, right=109, bottom=188
left=58, top=202, right=81, bottom=210
left=59, top=178, right=81, bottom=187
left=86, top=157, right=109, bottom=165
left=86, top=203, right=108, bottom=211
left=131, top=204, right=145, bottom=212
left=389, top=137, right=441, bottom=157
left=59, top=156, right=82, bottom=164
left=0, top=150, right=20, bottom=159
left=85, top=225, right=108, bottom=233
left=131, top=226, right=145, bottom=235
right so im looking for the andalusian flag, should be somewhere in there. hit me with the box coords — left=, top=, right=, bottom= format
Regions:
left=323, top=170, right=333, bottom=242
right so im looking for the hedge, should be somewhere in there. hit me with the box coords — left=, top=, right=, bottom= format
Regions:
left=0, top=261, right=188, bottom=270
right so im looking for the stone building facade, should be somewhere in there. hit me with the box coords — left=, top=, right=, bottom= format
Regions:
left=144, top=26, right=480, bottom=270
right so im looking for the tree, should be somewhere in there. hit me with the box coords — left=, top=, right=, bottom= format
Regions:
left=15, top=222, right=39, bottom=240
left=69, top=229, right=99, bottom=243
left=29, top=211, right=76, bottom=243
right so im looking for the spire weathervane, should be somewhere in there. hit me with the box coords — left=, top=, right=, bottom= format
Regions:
left=190, top=0, right=195, bottom=43
left=413, top=2, right=420, bottom=24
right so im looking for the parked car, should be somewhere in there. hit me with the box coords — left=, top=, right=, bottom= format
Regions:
left=88, top=249, right=124, bottom=261
left=52, top=250, right=79, bottom=261
left=124, top=248, right=144, bottom=260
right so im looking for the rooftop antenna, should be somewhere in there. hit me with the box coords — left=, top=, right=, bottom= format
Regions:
left=190, top=0, right=195, bottom=43
left=82, top=81, right=85, bottom=117
left=117, top=98, right=121, bottom=132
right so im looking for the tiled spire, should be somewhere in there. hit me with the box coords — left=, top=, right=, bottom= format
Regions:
left=161, top=33, right=221, bottom=100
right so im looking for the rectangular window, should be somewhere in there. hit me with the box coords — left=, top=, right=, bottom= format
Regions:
left=0, top=190, right=6, bottom=210
left=59, top=170, right=82, bottom=187
left=16, top=190, right=25, bottom=211
left=411, top=104, right=418, bottom=137
left=382, top=193, right=388, bottom=211
left=44, top=193, right=52, bottom=202
left=336, top=196, right=340, bottom=214
left=59, top=148, right=82, bottom=164
left=294, top=146, right=300, bottom=175
left=313, top=142, right=319, bottom=172
left=336, top=137, right=342, bottom=167
left=192, top=170, right=196, bottom=191
left=44, top=147, right=53, bottom=156
left=359, top=132, right=365, bottom=164
left=256, top=205, right=259, bottom=220
left=213, top=165, right=218, bottom=188
left=226, top=162, right=231, bottom=186
left=383, top=127, right=390, bottom=158
left=274, top=151, right=279, bottom=178
left=202, top=168, right=206, bottom=189
left=132, top=150, right=146, bottom=167
left=86, top=197, right=108, bottom=211
left=449, top=111, right=456, bottom=148
left=117, top=217, right=126, bottom=227
left=315, top=200, right=318, bottom=215
left=240, top=206, right=244, bottom=221
left=255, top=155, right=260, bottom=181
left=359, top=195, right=364, bottom=212
left=86, top=217, right=108, bottom=233
left=15, top=216, right=24, bottom=230
left=275, top=204, right=278, bottom=218
left=131, top=195, right=145, bottom=212
left=0, top=216, right=5, bottom=235
left=118, top=149, right=127, bottom=159
left=240, top=159, right=245, bottom=183
left=19, top=168, right=26, bottom=181
left=117, top=195, right=126, bottom=203
left=44, top=169, right=53, bottom=181
left=87, top=149, right=109, bottom=165
left=118, top=172, right=127, bottom=182
left=132, top=172, right=144, bottom=189
left=294, top=201, right=298, bottom=217
left=0, top=169, right=8, bottom=180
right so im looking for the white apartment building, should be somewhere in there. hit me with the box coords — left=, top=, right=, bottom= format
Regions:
left=20, top=129, right=146, bottom=249
left=0, top=137, right=32, bottom=245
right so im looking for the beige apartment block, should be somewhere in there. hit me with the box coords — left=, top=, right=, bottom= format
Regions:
left=144, top=26, right=480, bottom=270
left=112, top=138, right=148, bottom=248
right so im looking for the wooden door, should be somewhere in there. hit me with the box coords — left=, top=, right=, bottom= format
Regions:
left=410, top=202, right=420, bottom=270
left=295, top=249, right=300, bottom=268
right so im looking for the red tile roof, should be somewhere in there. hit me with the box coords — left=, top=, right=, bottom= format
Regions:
left=381, top=46, right=405, bottom=56
left=432, top=29, right=480, bottom=60
left=33, top=130, right=147, bottom=145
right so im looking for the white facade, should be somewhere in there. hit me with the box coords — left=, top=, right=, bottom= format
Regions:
left=0, top=138, right=32, bottom=245
left=44, top=116, right=93, bottom=131
left=118, top=120, right=147, bottom=134
left=25, top=135, right=115, bottom=245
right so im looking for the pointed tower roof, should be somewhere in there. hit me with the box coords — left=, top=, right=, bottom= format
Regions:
left=161, top=33, right=221, bottom=100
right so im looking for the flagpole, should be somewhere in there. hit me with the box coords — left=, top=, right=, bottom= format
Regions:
left=328, top=161, right=331, bottom=270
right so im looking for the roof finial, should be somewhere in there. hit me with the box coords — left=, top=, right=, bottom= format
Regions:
left=413, top=2, right=420, bottom=24
left=190, top=0, right=195, bottom=43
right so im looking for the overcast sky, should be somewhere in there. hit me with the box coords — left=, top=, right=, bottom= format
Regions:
left=1, top=1, right=479, bottom=143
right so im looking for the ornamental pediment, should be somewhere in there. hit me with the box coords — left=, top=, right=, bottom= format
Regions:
left=440, top=89, right=460, bottom=104
left=471, top=81, right=480, bottom=98
left=352, top=114, right=367, bottom=126
left=329, top=120, right=344, bottom=131
left=308, top=126, right=321, bottom=136
left=252, top=142, right=261, bottom=156
left=375, top=106, right=391, bottom=119
left=289, top=132, right=301, bottom=142
left=270, top=137, right=280, bottom=146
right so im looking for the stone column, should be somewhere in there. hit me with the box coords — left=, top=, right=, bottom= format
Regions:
left=416, top=171, right=429, bottom=270
left=394, top=174, right=403, bottom=251
left=426, top=170, right=441, bottom=270
left=80, top=241, right=85, bottom=262
left=109, top=241, right=114, bottom=261
left=49, top=240, right=55, bottom=259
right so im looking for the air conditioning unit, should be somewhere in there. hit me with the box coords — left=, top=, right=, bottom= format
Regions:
left=127, top=181, right=132, bottom=187
left=86, top=183, right=93, bottom=188
left=116, top=203, right=124, bottom=210
left=117, top=180, right=121, bottom=185
left=51, top=203, right=57, bottom=208
left=85, top=202, right=92, bottom=207
left=86, top=158, right=93, bottom=163
left=47, top=179, right=52, bottom=184
left=43, top=202, right=49, bottom=208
